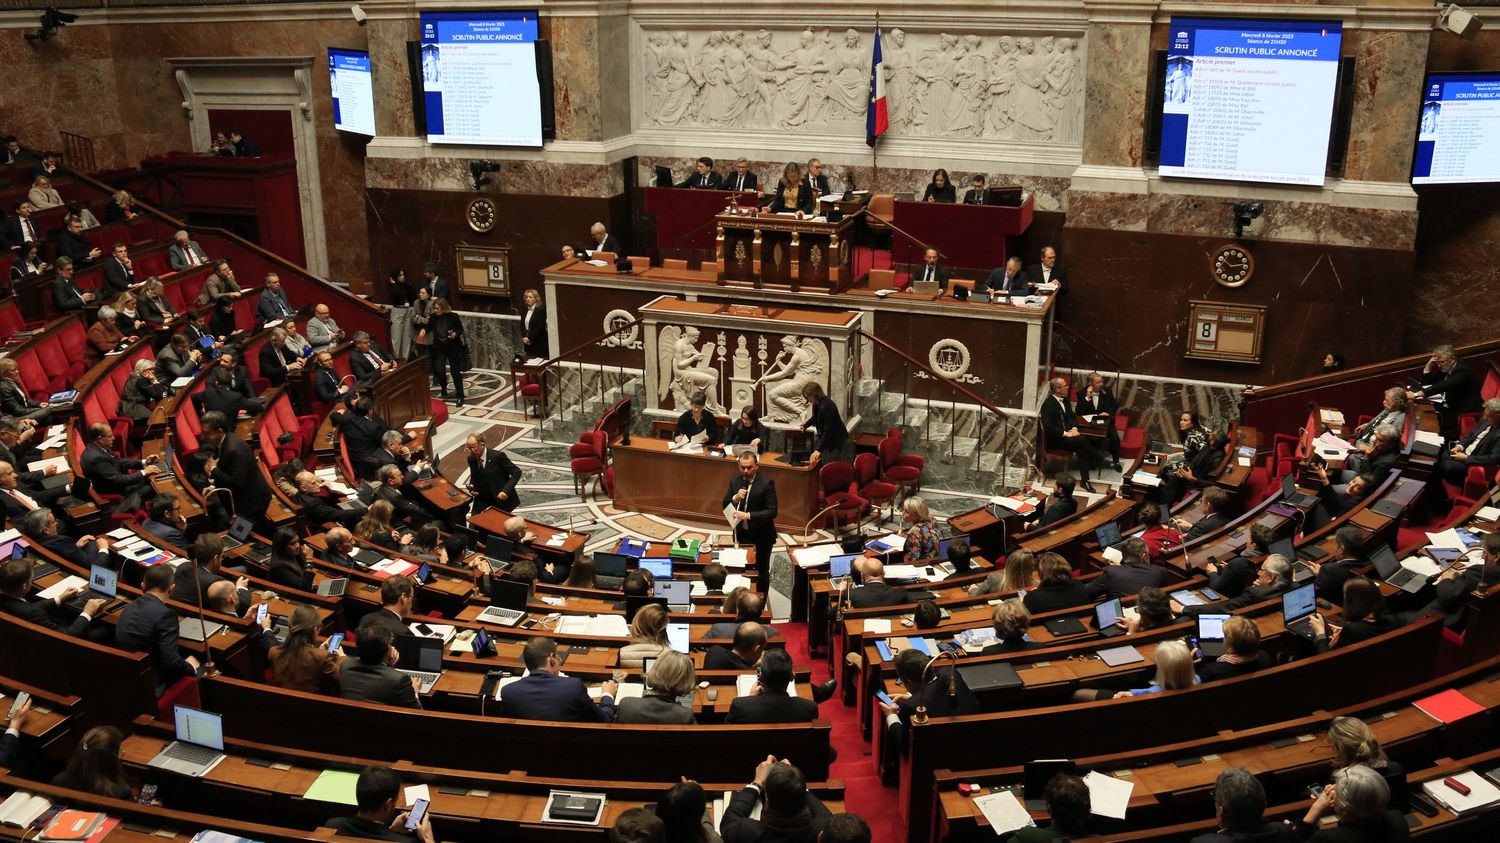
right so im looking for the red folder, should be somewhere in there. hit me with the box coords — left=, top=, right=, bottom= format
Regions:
left=1414, top=688, right=1484, bottom=724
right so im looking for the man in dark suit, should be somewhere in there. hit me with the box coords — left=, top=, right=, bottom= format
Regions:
left=961, top=175, right=986, bottom=205
left=586, top=222, right=621, bottom=256
left=724, top=452, right=777, bottom=594
left=199, top=410, right=272, bottom=524
left=30, top=151, right=62, bottom=179
left=1192, top=767, right=1301, bottom=843
left=725, top=158, right=758, bottom=193
left=321, top=527, right=366, bottom=571
left=1, top=136, right=32, bottom=166
left=0, top=420, right=46, bottom=483
left=230, top=130, right=261, bottom=158
left=976, top=257, right=1030, bottom=299
left=1410, top=344, right=1481, bottom=439
left=706, top=592, right=779, bottom=639
left=214, top=349, right=256, bottom=401
left=0, top=458, right=66, bottom=520
left=1073, top=371, right=1121, bottom=470
left=199, top=369, right=262, bottom=418
left=340, top=398, right=391, bottom=466
left=464, top=435, right=523, bottom=512
left=1435, top=398, right=1500, bottom=485
left=1, top=201, right=41, bottom=251
left=367, top=431, right=423, bottom=484
left=1178, top=556, right=1293, bottom=616
left=848, top=559, right=932, bottom=609
left=51, top=216, right=101, bottom=265
left=171, top=534, right=251, bottom=615
left=167, top=230, right=210, bottom=271
left=1026, top=245, right=1070, bottom=295
left=877, top=649, right=980, bottom=751
left=322, top=765, right=436, bottom=843
left=725, top=649, right=819, bottom=724
left=256, top=273, right=294, bottom=324
left=14, top=509, right=112, bottom=569
left=50, top=258, right=95, bottom=313
left=350, top=332, right=396, bottom=384
left=911, top=246, right=952, bottom=292
left=294, top=471, right=364, bottom=526
left=1086, top=537, right=1169, bottom=599
left=1309, top=526, right=1367, bottom=605
left=1040, top=377, right=1100, bottom=490
left=1025, top=474, right=1078, bottom=530
left=704, top=622, right=767, bottom=671
left=1422, top=531, right=1500, bottom=630
left=116, top=563, right=200, bottom=693
left=499, top=636, right=617, bottom=722
left=101, top=243, right=136, bottom=295
left=678, top=156, right=722, bottom=189
left=419, top=263, right=448, bottom=301
left=311, top=353, right=351, bottom=407
left=1173, top=486, right=1235, bottom=541
left=0, top=556, right=106, bottom=639
left=364, top=464, right=430, bottom=526
left=340, top=621, right=421, bottom=709
left=80, top=422, right=160, bottom=496
left=362, top=576, right=413, bottom=640
left=722, top=756, right=831, bottom=843
left=258, top=328, right=304, bottom=387
left=141, top=494, right=190, bottom=547
left=806, top=158, right=831, bottom=196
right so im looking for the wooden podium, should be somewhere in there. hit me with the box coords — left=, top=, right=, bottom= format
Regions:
left=715, top=212, right=855, bottom=291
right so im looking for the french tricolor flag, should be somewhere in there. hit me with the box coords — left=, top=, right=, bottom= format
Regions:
left=866, top=24, right=888, bottom=147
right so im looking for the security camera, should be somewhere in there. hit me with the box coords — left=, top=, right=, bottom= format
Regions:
left=1436, top=4, right=1483, bottom=38
left=351, top=5, right=367, bottom=25
left=24, top=7, right=77, bottom=42
left=1233, top=201, right=1264, bottom=238
left=469, top=160, right=501, bottom=191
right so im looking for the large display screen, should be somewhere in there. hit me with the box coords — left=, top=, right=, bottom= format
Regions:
left=1158, top=18, right=1343, bottom=186
left=419, top=11, right=543, bottom=147
left=329, top=49, right=376, bottom=136
left=1412, top=72, right=1500, bottom=185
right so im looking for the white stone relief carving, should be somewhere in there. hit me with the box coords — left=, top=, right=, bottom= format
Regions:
left=652, top=328, right=830, bottom=421
left=754, top=336, right=828, bottom=423
left=640, top=26, right=1084, bottom=144
left=922, top=339, right=983, bottom=385
left=599, top=309, right=643, bottom=350
left=658, top=325, right=726, bottom=412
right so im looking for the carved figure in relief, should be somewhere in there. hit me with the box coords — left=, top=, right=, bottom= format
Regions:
left=914, top=33, right=958, bottom=130
left=658, top=326, right=724, bottom=412
left=654, top=32, right=699, bottom=126
left=644, top=33, right=669, bottom=115
left=780, top=30, right=831, bottom=127
left=983, top=36, right=1018, bottom=135
left=824, top=30, right=870, bottom=121
left=745, top=29, right=790, bottom=125
left=1011, top=37, right=1052, bottom=140
left=754, top=336, right=826, bottom=422
left=942, top=35, right=987, bottom=135
left=695, top=32, right=733, bottom=123
left=721, top=31, right=756, bottom=127
left=882, top=28, right=916, bottom=130
left=1047, top=37, right=1082, bottom=142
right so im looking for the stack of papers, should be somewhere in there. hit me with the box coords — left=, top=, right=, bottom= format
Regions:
left=971, top=790, right=1033, bottom=834
left=26, top=456, right=69, bottom=475
left=692, top=574, right=748, bottom=595
left=36, top=576, right=87, bottom=601
left=716, top=548, right=749, bottom=569
left=1082, top=771, right=1134, bottom=819
left=1131, top=472, right=1162, bottom=488
left=1476, top=506, right=1500, bottom=523
left=1319, top=409, right=1346, bottom=427
left=1415, top=430, right=1445, bottom=448
left=1314, top=432, right=1356, bottom=459
left=989, top=495, right=1037, bottom=515
left=555, top=614, right=629, bottom=637
left=735, top=674, right=800, bottom=698
left=792, top=545, right=839, bottom=568
left=369, top=559, right=420, bottom=579
left=863, top=619, right=892, bottom=634
left=1421, top=771, right=1500, bottom=814
left=545, top=533, right=569, bottom=547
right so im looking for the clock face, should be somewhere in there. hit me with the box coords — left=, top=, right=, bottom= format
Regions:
left=466, top=198, right=497, bottom=234
left=1211, top=244, right=1254, bottom=287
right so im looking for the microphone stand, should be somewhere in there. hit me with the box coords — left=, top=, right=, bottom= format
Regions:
left=913, top=650, right=960, bottom=724
left=800, top=502, right=850, bottom=546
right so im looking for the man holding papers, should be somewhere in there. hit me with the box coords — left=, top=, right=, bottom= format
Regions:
left=723, top=451, right=776, bottom=594
left=1420, top=531, right=1500, bottom=630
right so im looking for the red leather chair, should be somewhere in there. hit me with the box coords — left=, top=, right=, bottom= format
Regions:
left=817, top=461, right=867, bottom=534
left=569, top=430, right=607, bottom=499
left=518, top=374, right=544, bottom=417
left=1271, top=433, right=1301, bottom=482
left=879, top=429, right=924, bottom=498
left=854, top=452, right=897, bottom=526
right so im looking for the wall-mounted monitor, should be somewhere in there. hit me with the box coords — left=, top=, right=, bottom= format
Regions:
left=1412, top=72, right=1500, bottom=185
left=329, top=48, right=376, bottom=137
left=1158, top=18, right=1343, bottom=186
left=418, top=10, right=544, bottom=147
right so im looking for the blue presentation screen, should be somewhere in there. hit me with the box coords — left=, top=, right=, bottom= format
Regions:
left=329, top=49, right=375, bottom=137
left=1159, top=19, right=1343, bottom=186
left=419, top=11, right=542, bottom=147
left=1412, top=72, right=1500, bottom=185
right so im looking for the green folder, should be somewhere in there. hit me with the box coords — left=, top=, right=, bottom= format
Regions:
left=303, top=769, right=361, bottom=805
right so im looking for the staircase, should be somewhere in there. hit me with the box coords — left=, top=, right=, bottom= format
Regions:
left=538, top=363, right=648, bottom=444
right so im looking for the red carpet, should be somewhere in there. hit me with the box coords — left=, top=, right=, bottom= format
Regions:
left=778, top=621, right=901, bottom=843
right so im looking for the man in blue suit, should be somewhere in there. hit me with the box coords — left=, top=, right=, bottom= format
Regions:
left=499, top=637, right=617, bottom=722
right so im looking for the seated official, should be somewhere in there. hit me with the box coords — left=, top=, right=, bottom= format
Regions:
left=1086, top=537, right=1167, bottom=599
left=1154, top=412, right=1225, bottom=505
left=50, top=258, right=96, bottom=314
left=256, top=272, right=295, bottom=323
left=768, top=162, right=814, bottom=215
left=341, top=620, right=421, bottom=709
left=86, top=307, right=127, bottom=362
left=500, top=636, right=617, bottom=722
left=848, top=558, right=933, bottom=609
left=562, top=558, right=598, bottom=589
left=1293, top=764, right=1408, bottom=843
left=0, top=360, right=51, bottom=424
left=806, top=158, right=831, bottom=197
left=725, top=158, right=758, bottom=193
left=1200, top=524, right=1274, bottom=598
left=1435, top=396, right=1500, bottom=486
left=0, top=458, right=67, bottom=519
left=677, top=156, right=722, bottom=190
left=1025, top=475, right=1078, bottom=530
left=619, top=603, right=670, bottom=670
left=911, top=246, right=952, bottom=293
left=1341, top=423, right=1402, bottom=486
left=141, top=494, right=190, bottom=547
left=912, top=599, right=942, bottom=631
left=1075, top=639, right=1198, bottom=702
left=171, top=534, right=250, bottom=615
left=323, top=765, right=438, bottom=843
left=1039, top=377, right=1100, bottom=489
left=722, top=757, right=831, bottom=843
left=1408, top=343, right=1480, bottom=439
left=1135, top=502, right=1185, bottom=561
left=920, top=169, right=956, bottom=203
left=119, top=359, right=170, bottom=421
left=586, top=222, right=621, bottom=256
left=674, top=393, right=720, bottom=446
left=1418, top=530, right=1500, bottom=630
left=362, top=464, right=430, bottom=527
left=350, top=331, right=397, bottom=384
left=1026, top=245, right=1070, bottom=295
left=1197, top=616, right=1273, bottom=682
left=271, top=604, right=341, bottom=695
left=267, top=527, right=318, bottom=591
left=898, top=496, right=941, bottom=565
left=364, top=576, right=413, bottom=641
left=961, top=174, right=986, bottom=205
left=1350, top=387, right=1408, bottom=452
left=707, top=592, right=777, bottom=639
left=1010, top=774, right=1092, bottom=843
left=1307, top=465, right=1377, bottom=532
left=340, top=397, right=391, bottom=466
left=725, top=648, right=818, bottom=725
left=1072, top=370, right=1119, bottom=469
left=1308, top=526, right=1368, bottom=604
left=50, top=726, right=136, bottom=801
left=1171, top=486, right=1235, bottom=541
left=878, top=649, right=980, bottom=750
left=0, top=556, right=108, bottom=640
left=258, top=327, right=306, bottom=387
left=1328, top=717, right=1409, bottom=814
left=616, top=650, right=696, bottom=725
left=1189, top=767, right=1298, bottom=843
left=1021, top=553, right=1091, bottom=614
left=1176, top=554, right=1294, bottom=616
left=322, top=527, right=364, bottom=571
left=311, top=351, right=352, bottom=408
left=116, top=563, right=200, bottom=692
left=1310, top=577, right=1401, bottom=652
left=980, top=600, right=1042, bottom=656
left=294, top=470, right=366, bottom=527
left=15, top=508, right=112, bottom=569
left=655, top=782, right=729, bottom=843
left=154, top=334, right=201, bottom=383
left=944, top=538, right=975, bottom=580
left=706, top=622, right=768, bottom=671
left=977, top=256, right=1030, bottom=299
left=355, top=500, right=415, bottom=552
left=724, top=407, right=769, bottom=455
left=307, top=304, right=345, bottom=353
left=138, top=277, right=177, bottom=328
left=1124, top=586, right=1180, bottom=635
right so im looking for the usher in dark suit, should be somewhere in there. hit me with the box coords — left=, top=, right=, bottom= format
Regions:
left=521, top=305, right=549, bottom=359
left=469, top=449, right=523, bottom=512
left=724, top=469, right=777, bottom=594
left=1026, top=262, right=1070, bottom=295
left=1074, top=385, right=1121, bottom=464
left=1040, top=392, right=1099, bottom=484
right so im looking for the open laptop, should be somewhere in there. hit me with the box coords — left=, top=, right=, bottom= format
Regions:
left=639, top=558, right=674, bottom=580
left=625, top=595, right=668, bottom=623
left=1268, top=537, right=1315, bottom=584
left=1281, top=473, right=1318, bottom=509
left=148, top=705, right=227, bottom=777
left=393, top=633, right=444, bottom=693
left=1093, top=598, right=1126, bottom=637
left=476, top=577, right=530, bottom=626
left=1095, top=521, right=1122, bottom=550
left=829, top=553, right=858, bottom=583
left=666, top=622, right=690, bottom=653
left=1370, top=544, right=1426, bottom=593
left=64, top=564, right=124, bottom=613
left=593, top=551, right=631, bottom=579
left=483, top=535, right=514, bottom=569
left=1196, top=613, right=1231, bottom=657
left=657, top=580, right=692, bottom=612
left=316, top=577, right=348, bottom=597
left=1281, top=584, right=1319, bottom=641
left=220, top=515, right=255, bottom=551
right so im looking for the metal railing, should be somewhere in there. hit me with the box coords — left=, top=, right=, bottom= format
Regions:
left=60, top=132, right=96, bottom=176
left=531, top=316, right=648, bottom=444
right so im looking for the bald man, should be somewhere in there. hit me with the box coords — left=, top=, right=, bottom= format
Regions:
left=464, top=435, right=523, bottom=513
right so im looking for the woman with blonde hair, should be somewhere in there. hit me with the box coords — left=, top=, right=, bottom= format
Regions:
left=138, top=276, right=177, bottom=327
left=620, top=603, right=670, bottom=668
left=616, top=650, right=696, bottom=724
left=981, top=599, right=1040, bottom=655
left=900, top=495, right=940, bottom=564
left=354, top=500, right=411, bottom=551
left=768, top=161, right=813, bottom=215
left=1328, top=715, right=1408, bottom=811
left=107, top=189, right=139, bottom=222
left=115, top=291, right=146, bottom=335
left=1113, top=639, right=1198, bottom=698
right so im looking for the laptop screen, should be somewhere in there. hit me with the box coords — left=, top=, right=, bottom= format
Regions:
left=1267, top=537, right=1296, bottom=562
left=657, top=580, right=691, bottom=607
left=639, top=558, right=674, bottom=579
left=1094, top=598, right=1122, bottom=630
left=1369, top=545, right=1400, bottom=579
left=489, top=577, right=530, bottom=612
left=472, top=629, right=488, bottom=655
left=937, top=534, right=970, bottom=560
left=173, top=705, right=224, bottom=752
left=829, top=553, right=859, bottom=580
left=1281, top=472, right=1298, bottom=499
left=228, top=516, right=254, bottom=541
left=593, top=552, right=630, bottom=577
left=1196, top=613, right=1231, bottom=642
left=625, top=596, right=668, bottom=623
left=1282, top=584, right=1317, bottom=623
left=89, top=564, right=117, bottom=598
left=485, top=535, right=514, bottom=562
left=416, top=563, right=431, bottom=584
left=666, top=623, right=690, bottom=653
left=395, top=634, right=444, bottom=672
left=1095, top=522, right=1122, bottom=549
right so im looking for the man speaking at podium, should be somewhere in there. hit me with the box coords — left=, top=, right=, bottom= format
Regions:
left=724, top=451, right=777, bottom=594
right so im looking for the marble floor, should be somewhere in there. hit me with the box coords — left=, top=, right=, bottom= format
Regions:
left=428, top=368, right=1130, bottom=621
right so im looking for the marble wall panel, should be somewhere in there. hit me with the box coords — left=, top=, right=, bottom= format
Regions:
left=1341, top=28, right=1431, bottom=185
left=368, top=17, right=417, bottom=139
left=1080, top=20, right=1150, bottom=168
left=367, top=157, right=620, bottom=198
left=548, top=16, right=604, bottom=142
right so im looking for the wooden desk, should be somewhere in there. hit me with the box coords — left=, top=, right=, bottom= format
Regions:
left=611, top=437, right=818, bottom=531
left=891, top=197, right=1033, bottom=271
left=715, top=211, right=855, bottom=289
left=644, top=185, right=761, bottom=254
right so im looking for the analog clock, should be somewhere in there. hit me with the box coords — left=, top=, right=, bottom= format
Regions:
left=1211, top=243, right=1254, bottom=288
left=466, top=198, right=497, bottom=234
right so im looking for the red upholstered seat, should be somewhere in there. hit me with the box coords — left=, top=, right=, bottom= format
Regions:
left=818, top=461, right=867, bottom=533
left=879, top=430, right=924, bottom=495
left=854, top=452, right=897, bottom=525
left=570, top=430, right=607, bottom=500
